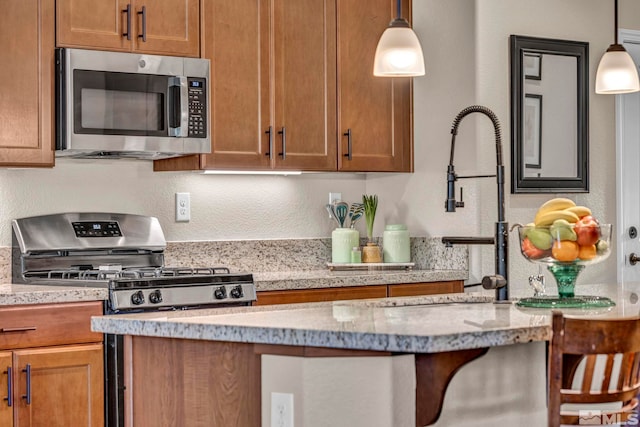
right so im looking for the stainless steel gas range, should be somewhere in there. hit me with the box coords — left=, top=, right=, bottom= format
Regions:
left=11, top=212, right=257, bottom=427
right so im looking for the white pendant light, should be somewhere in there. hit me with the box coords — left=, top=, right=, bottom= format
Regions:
left=373, top=0, right=425, bottom=77
left=595, top=0, right=639, bottom=94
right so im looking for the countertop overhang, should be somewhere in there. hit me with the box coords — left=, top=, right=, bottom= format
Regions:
left=91, top=282, right=640, bottom=354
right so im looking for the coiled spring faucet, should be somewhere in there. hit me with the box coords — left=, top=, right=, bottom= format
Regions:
left=442, top=105, right=509, bottom=302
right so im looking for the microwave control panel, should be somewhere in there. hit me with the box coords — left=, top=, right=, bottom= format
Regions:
left=188, top=78, right=207, bottom=138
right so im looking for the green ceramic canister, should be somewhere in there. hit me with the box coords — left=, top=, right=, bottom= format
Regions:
left=331, top=228, right=359, bottom=263
left=383, top=224, right=410, bottom=263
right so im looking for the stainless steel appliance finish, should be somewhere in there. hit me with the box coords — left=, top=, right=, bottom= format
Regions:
left=56, top=48, right=210, bottom=160
left=12, top=212, right=257, bottom=310
left=12, top=212, right=256, bottom=427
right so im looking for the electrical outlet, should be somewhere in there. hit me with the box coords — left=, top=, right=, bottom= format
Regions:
left=271, top=392, right=294, bottom=427
left=329, top=192, right=342, bottom=205
left=175, top=193, right=190, bottom=222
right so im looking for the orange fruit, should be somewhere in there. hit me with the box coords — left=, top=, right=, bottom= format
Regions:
left=551, top=240, right=579, bottom=262
left=578, top=244, right=597, bottom=261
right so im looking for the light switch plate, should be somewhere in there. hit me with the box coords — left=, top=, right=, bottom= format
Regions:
left=329, top=192, right=342, bottom=204
left=175, top=193, right=190, bottom=222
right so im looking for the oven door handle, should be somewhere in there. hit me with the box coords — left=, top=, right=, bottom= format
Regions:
left=168, top=76, right=189, bottom=137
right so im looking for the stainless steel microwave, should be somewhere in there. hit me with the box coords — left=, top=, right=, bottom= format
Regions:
left=55, top=48, right=210, bottom=160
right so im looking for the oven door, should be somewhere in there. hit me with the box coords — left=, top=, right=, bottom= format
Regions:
left=71, top=70, right=184, bottom=138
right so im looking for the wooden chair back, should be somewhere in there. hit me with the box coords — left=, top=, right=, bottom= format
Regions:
left=549, top=311, right=640, bottom=426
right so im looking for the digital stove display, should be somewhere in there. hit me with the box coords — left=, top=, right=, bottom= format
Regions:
left=72, top=221, right=122, bottom=237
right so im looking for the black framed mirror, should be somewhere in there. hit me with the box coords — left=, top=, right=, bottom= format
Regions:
left=510, top=35, right=589, bottom=193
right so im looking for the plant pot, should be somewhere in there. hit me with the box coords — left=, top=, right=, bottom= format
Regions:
left=362, top=242, right=382, bottom=263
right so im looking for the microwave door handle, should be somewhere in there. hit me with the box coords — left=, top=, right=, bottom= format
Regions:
left=168, top=76, right=188, bottom=137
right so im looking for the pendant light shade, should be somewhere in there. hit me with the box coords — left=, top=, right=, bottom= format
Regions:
left=373, top=0, right=425, bottom=77
left=595, top=0, right=639, bottom=94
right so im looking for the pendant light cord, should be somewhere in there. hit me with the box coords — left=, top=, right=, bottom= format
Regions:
left=396, top=0, right=402, bottom=20
left=615, top=0, right=619, bottom=45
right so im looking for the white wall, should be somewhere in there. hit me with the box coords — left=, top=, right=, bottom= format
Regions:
left=261, top=343, right=547, bottom=427
left=0, top=0, right=629, bottom=293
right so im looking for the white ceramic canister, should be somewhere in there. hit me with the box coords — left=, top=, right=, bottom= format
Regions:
left=383, top=224, right=410, bottom=263
left=331, top=228, right=360, bottom=263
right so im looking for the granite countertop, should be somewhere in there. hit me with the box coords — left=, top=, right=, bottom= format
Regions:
left=0, top=268, right=465, bottom=307
left=253, top=268, right=468, bottom=291
left=0, top=283, right=108, bottom=306
left=90, top=282, right=640, bottom=354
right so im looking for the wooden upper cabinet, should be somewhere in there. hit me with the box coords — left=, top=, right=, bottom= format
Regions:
left=337, top=0, right=413, bottom=172
left=155, top=0, right=413, bottom=173
left=271, top=0, right=337, bottom=171
left=176, top=0, right=337, bottom=172
left=196, top=0, right=271, bottom=170
left=57, top=0, right=200, bottom=57
left=0, top=0, right=55, bottom=167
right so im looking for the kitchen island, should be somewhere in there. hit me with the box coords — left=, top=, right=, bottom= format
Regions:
left=91, top=283, right=640, bottom=426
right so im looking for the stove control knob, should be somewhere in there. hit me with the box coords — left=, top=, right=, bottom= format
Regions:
left=230, top=285, right=244, bottom=299
left=131, top=291, right=145, bottom=305
left=149, top=290, right=163, bottom=304
left=214, top=286, right=227, bottom=300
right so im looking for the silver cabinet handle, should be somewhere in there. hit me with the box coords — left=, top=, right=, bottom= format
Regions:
left=265, top=126, right=273, bottom=159
left=3, top=367, right=11, bottom=407
left=0, top=327, right=36, bottom=333
left=137, top=5, right=147, bottom=42
left=22, top=364, right=30, bottom=405
left=343, top=129, right=352, bottom=160
left=278, top=127, right=287, bottom=160
left=122, top=4, right=132, bottom=40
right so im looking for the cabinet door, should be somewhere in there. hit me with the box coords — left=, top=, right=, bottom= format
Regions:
left=272, top=0, right=337, bottom=171
left=133, top=0, right=200, bottom=57
left=0, top=0, right=54, bottom=167
left=0, top=352, right=12, bottom=426
left=14, top=344, right=104, bottom=427
left=337, top=0, right=413, bottom=172
left=57, top=0, right=131, bottom=51
left=197, top=0, right=271, bottom=170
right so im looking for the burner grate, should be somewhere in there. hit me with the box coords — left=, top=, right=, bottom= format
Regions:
left=43, top=266, right=232, bottom=281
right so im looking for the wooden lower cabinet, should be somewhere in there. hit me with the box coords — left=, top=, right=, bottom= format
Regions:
left=127, top=337, right=261, bottom=427
left=0, top=302, right=104, bottom=427
left=255, top=284, right=387, bottom=305
left=388, top=281, right=464, bottom=297
left=256, top=280, right=464, bottom=305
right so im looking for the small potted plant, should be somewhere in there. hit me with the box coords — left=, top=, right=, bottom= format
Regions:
left=362, top=194, right=382, bottom=263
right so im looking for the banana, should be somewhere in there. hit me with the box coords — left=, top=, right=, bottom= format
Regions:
left=564, top=205, right=592, bottom=219
left=534, top=198, right=576, bottom=223
left=534, top=210, right=580, bottom=227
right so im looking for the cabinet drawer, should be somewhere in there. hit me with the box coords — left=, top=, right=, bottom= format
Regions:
left=0, top=301, right=103, bottom=350
left=255, top=285, right=387, bottom=305
left=387, top=281, right=464, bottom=297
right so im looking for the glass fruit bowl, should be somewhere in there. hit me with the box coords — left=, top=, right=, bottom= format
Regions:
left=516, top=223, right=613, bottom=308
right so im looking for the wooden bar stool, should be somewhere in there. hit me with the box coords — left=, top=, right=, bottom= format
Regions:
left=549, top=311, right=640, bottom=426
